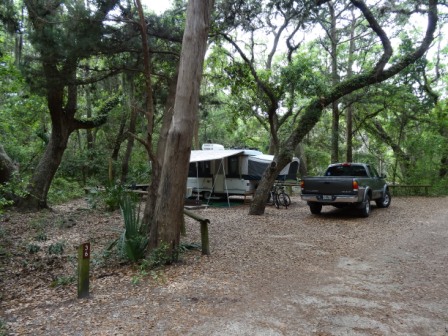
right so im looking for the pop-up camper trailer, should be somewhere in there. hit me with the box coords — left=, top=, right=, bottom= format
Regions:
left=187, top=144, right=299, bottom=199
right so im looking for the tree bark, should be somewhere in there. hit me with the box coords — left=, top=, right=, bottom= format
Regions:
left=20, top=129, right=70, bottom=210
left=345, top=9, right=356, bottom=162
left=0, top=145, right=17, bottom=184
left=150, top=0, right=213, bottom=255
left=328, top=2, right=340, bottom=163
left=145, top=73, right=178, bottom=250
left=121, top=74, right=137, bottom=184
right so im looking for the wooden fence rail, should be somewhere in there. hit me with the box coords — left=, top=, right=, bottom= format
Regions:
left=388, top=184, right=431, bottom=196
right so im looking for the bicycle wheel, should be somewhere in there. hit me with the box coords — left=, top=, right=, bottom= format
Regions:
left=277, top=193, right=290, bottom=208
left=274, top=193, right=281, bottom=208
left=282, top=192, right=291, bottom=206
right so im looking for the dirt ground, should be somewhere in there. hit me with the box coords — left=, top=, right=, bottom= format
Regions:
left=1, top=195, right=447, bottom=336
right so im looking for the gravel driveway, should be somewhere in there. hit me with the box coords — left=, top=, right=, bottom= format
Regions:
left=1, top=196, right=447, bottom=335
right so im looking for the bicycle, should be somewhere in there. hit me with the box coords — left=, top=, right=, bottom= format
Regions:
left=267, top=184, right=291, bottom=209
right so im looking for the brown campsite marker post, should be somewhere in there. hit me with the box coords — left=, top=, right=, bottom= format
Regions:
left=77, top=242, right=90, bottom=298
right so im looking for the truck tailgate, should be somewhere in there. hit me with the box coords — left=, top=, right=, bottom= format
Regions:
left=301, top=177, right=355, bottom=195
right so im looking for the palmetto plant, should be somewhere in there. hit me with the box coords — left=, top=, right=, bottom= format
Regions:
left=119, top=194, right=148, bottom=262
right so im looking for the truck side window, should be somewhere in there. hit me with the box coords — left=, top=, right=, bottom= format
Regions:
left=369, top=166, right=379, bottom=178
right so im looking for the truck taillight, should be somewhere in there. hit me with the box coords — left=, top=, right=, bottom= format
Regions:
left=352, top=180, right=358, bottom=191
left=300, top=180, right=305, bottom=189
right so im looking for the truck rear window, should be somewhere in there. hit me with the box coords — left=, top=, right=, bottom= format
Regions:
left=325, top=165, right=367, bottom=177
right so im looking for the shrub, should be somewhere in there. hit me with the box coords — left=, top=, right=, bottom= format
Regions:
left=51, top=275, right=75, bottom=288
left=27, top=244, right=41, bottom=254
left=118, top=194, right=148, bottom=262
left=47, top=177, right=84, bottom=205
left=104, top=182, right=125, bottom=211
left=48, top=242, right=65, bottom=255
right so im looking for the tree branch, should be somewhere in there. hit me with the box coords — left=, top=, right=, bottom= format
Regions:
left=350, top=0, right=393, bottom=75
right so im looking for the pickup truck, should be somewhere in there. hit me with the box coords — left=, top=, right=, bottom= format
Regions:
left=300, top=163, right=391, bottom=217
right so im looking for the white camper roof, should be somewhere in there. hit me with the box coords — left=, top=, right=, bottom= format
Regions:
left=189, top=149, right=244, bottom=163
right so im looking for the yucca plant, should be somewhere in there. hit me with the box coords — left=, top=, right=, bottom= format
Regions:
left=119, top=194, right=148, bottom=262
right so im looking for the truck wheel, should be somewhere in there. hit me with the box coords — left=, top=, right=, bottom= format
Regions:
left=309, top=203, right=322, bottom=215
left=375, top=190, right=391, bottom=208
left=359, top=195, right=371, bottom=217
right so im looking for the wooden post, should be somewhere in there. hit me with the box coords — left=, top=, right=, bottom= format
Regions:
left=200, top=220, right=210, bottom=255
left=77, top=242, right=90, bottom=299
left=183, top=209, right=210, bottom=255
left=180, top=216, right=187, bottom=236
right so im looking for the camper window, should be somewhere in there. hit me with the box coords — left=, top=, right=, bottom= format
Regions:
left=227, top=156, right=240, bottom=178
left=188, top=161, right=212, bottom=177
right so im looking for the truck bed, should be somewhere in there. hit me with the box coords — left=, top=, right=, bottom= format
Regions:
left=300, top=176, right=358, bottom=195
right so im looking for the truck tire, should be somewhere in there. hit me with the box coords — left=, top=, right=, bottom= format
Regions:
left=359, top=194, right=371, bottom=217
left=375, top=190, right=391, bottom=208
left=309, top=203, right=322, bottom=215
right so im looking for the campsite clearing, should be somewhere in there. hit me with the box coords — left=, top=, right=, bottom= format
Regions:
left=1, top=196, right=447, bottom=335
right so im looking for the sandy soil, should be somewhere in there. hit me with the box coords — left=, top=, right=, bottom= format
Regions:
left=1, top=196, right=447, bottom=336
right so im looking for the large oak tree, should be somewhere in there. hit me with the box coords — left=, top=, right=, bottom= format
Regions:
left=249, top=0, right=439, bottom=215
left=18, top=0, right=125, bottom=210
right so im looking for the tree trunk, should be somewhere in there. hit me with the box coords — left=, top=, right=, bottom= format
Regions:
left=296, top=142, right=307, bottom=177
left=249, top=151, right=293, bottom=215
left=439, top=106, right=448, bottom=178
left=19, top=124, right=71, bottom=210
left=150, top=0, right=213, bottom=255
left=0, top=145, right=17, bottom=184
left=331, top=101, right=339, bottom=163
left=345, top=9, right=356, bottom=163
left=329, top=2, right=340, bottom=163
left=367, top=119, right=411, bottom=176
left=85, top=81, right=94, bottom=183
left=145, top=73, right=178, bottom=250
left=111, top=115, right=126, bottom=163
left=346, top=104, right=353, bottom=162
left=121, top=75, right=137, bottom=184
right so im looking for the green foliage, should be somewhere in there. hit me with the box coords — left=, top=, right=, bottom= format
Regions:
left=48, top=242, right=65, bottom=255
left=84, top=186, right=102, bottom=209
left=0, top=185, right=13, bottom=215
left=27, top=244, right=41, bottom=254
left=34, top=232, right=47, bottom=241
left=85, top=182, right=127, bottom=211
left=47, top=177, right=84, bottom=205
left=178, top=242, right=201, bottom=253
left=281, top=51, right=328, bottom=98
left=0, top=173, right=28, bottom=214
left=0, top=318, right=7, bottom=336
left=105, top=182, right=126, bottom=212
left=118, top=194, right=148, bottom=262
left=50, top=275, right=75, bottom=288
left=144, top=243, right=173, bottom=268
left=29, top=215, right=48, bottom=231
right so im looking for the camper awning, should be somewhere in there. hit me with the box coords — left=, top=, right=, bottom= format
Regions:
left=189, top=150, right=244, bottom=163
